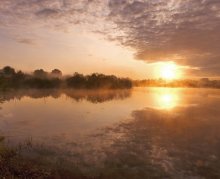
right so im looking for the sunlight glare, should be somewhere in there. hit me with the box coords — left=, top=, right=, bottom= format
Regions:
left=155, top=89, right=179, bottom=109
left=159, top=63, right=180, bottom=80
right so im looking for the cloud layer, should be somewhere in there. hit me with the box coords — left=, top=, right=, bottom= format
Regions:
left=0, top=0, right=220, bottom=76
left=107, top=0, right=220, bottom=76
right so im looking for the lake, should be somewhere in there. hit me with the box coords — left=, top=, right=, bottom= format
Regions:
left=0, top=87, right=220, bottom=178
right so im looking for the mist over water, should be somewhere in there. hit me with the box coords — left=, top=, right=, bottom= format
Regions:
left=1, top=87, right=220, bottom=178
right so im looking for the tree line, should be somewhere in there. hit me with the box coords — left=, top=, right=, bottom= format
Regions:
left=134, top=78, right=220, bottom=88
left=0, top=66, right=132, bottom=89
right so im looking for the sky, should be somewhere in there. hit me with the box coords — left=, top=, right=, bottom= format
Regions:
left=0, top=0, right=220, bottom=79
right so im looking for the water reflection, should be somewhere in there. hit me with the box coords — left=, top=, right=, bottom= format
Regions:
left=158, top=93, right=178, bottom=109
left=86, top=95, right=220, bottom=178
left=156, top=89, right=179, bottom=109
left=0, top=89, right=132, bottom=104
left=0, top=89, right=133, bottom=143
left=1, top=88, right=220, bottom=178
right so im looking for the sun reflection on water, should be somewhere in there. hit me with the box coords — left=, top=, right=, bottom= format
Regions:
left=155, top=89, right=180, bottom=109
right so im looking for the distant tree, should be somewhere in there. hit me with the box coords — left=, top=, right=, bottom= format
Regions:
left=66, top=72, right=132, bottom=89
left=51, top=69, right=62, bottom=78
left=0, top=66, right=132, bottom=89
left=2, top=66, right=15, bottom=76
left=33, top=69, right=48, bottom=78
left=66, top=72, right=86, bottom=88
left=11, top=70, right=26, bottom=88
left=199, top=78, right=210, bottom=87
left=25, top=78, right=61, bottom=89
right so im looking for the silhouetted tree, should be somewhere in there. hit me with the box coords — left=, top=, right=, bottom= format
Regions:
left=12, top=70, right=26, bottom=88
left=66, top=73, right=132, bottom=89
left=2, top=66, right=15, bottom=76
left=33, top=69, right=48, bottom=78
left=25, top=78, right=61, bottom=89
left=51, top=69, right=62, bottom=78
left=66, top=72, right=86, bottom=88
left=0, top=66, right=134, bottom=89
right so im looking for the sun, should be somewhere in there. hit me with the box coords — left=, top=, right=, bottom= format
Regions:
left=159, top=63, right=179, bottom=80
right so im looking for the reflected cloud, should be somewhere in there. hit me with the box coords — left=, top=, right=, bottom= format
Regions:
left=88, top=100, right=220, bottom=178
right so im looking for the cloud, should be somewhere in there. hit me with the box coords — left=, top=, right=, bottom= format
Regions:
left=16, top=38, right=36, bottom=45
left=35, top=8, right=60, bottom=18
left=0, top=0, right=220, bottom=76
left=107, top=0, right=220, bottom=76
left=0, top=0, right=110, bottom=33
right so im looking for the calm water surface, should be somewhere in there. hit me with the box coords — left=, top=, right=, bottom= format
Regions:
left=0, top=87, right=220, bottom=178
